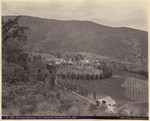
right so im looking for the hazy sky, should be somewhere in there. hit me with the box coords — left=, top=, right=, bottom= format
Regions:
left=2, top=0, right=148, bottom=31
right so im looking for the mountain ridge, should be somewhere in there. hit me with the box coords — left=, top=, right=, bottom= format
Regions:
left=3, top=15, right=147, bottom=32
left=2, top=15, right=148, bottom=63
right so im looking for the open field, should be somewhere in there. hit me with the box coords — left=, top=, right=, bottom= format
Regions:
left=57, top=66, right=148, bottom=116
left=112, top=69, right=148, bottom=81
left=76, top=52, right=110, bottom=61
left=69, top=76, right=126, bottom=103
left=122, top=77, right=148, bottom=102
left=58, top=67, right=148, bottom=105
left=57, top=65, right=102, bottom=75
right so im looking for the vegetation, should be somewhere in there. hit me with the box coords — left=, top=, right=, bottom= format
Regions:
left=2, top=16, right=60, bottom=116
left=2, top=16, right=148, bottom=117
left=2, top=16, right=96, bottom=116
left=123, top=77, right=148, bottom=102
left=112, top=61, right=148, bottom=78
left=64, top=54, right=84, bottom=62
left=58, top=62, right=112, bottom=80
left=2, top=16, right=28, bottom=67
left=126, top=69, right=148, bottom=78
left=57, top=78, right=89, bottom=97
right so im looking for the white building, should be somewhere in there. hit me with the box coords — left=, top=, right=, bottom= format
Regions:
left=54, top=58, right=66, bottom=65
left=68, top=58, right=74, bottom=65
left=80, top=58, right=90, bottom=65
left=96, top=96, right=116, bottom=114
left=97, top=96, right=116, bottom=106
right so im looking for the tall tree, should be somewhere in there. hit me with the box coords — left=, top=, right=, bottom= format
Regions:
left=2, top=16, right=28, bottom=45
left=2, top=16, right=28, bottom=64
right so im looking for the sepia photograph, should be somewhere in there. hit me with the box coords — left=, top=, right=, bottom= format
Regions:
left=1, top=0, right=148, bottom=119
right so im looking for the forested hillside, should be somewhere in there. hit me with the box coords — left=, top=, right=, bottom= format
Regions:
left=2, top=16, right=148, bottom=63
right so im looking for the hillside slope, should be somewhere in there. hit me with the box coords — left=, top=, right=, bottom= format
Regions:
left=2, top=15, right=148, bottom=63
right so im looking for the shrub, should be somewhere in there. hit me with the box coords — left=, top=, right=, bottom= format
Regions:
left=86, top=74, right=90, bottom=80
left=62, top=73, right=66, bottom=79
left=35, top=81, right=45, bottom=94
left=76, top=74, right=80, bottom=80
left=71, top=73, right=75, bottom=79
left=95, top=75, right=98, bottom=79
left=91, top=75, right=94, bottom=80
left=12, top=97, right=21, bottom=106
left=37, top=101, right=50, bottom=111
left=25, top=94, right=37, bottom=105
left=44, top=91, right=56, bottom=100
left=17, top=95, right=26, bottom=107
left=73, top=84, right=78, bottom=92
left=99, top=74, right=102, bottom=79
left=59, top=99, right=73, bottom=113
left=80, top=75, right=84, bottom=80
left=2, top=95, right=11, bottom=108
left=89, top=103, right=98, bottom=112
left=19, top=104, right=37, bottom=116
left=56, top=91, right=61, bottom=101
left=36, top=94, right=45, bottom=102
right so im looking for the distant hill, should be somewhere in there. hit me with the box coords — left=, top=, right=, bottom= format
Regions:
left=2, top=15, right=148, bottom=63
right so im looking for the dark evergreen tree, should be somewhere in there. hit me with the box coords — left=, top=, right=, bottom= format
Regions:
left=95, top=75, right=98, bottom=80
left=93, top=91, right=96, bottom=100
left=50, top=72, right=56, bottom=89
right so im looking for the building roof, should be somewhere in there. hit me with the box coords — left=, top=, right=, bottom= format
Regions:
left=80, top=59, right=90, bottom=64
left=98, top=96, right=116, bottom=105
left=54, top=58, right=65, bottom=61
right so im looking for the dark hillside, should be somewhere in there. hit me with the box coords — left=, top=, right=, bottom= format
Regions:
left=2, top=15, right=148, bottom=63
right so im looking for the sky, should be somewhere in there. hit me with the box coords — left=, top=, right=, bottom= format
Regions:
left=1, top=0, right=148, bottom=31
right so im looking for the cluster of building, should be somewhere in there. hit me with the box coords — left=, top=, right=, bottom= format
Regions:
left=95, top=96, right=135, bottom=116
left=46, top=57, right=90, bottom=66
left=96, top=96, right=116, bottom=114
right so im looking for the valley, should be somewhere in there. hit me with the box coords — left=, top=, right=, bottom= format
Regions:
left=2, top=15, right=148, bottom=117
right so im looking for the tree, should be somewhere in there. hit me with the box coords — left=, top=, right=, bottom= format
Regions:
left=93, top=91, right=96, bottom=100
left=76, top=74, right=80, bottom=80
left=99, top=74, right=102, bottom=79
left=71, top=72, right=75, bottom=79
left=2, top=16, right=28, bottom=65
left=100, top=61, right=112, bottom=78
left=50, top=72, right=56, bottom=89
left=86, top=74, right=90, bottom=80
left=91, top=74, right=94, bottom=80
left=56, top=51, right=62, bottom=58
left=59, top=99, right=73, bottom=113
left=80, top=74, right=84, bottom=80
left=2, top=16, right=28, bottom=46
left=95, top=75, right=98, bottom=80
